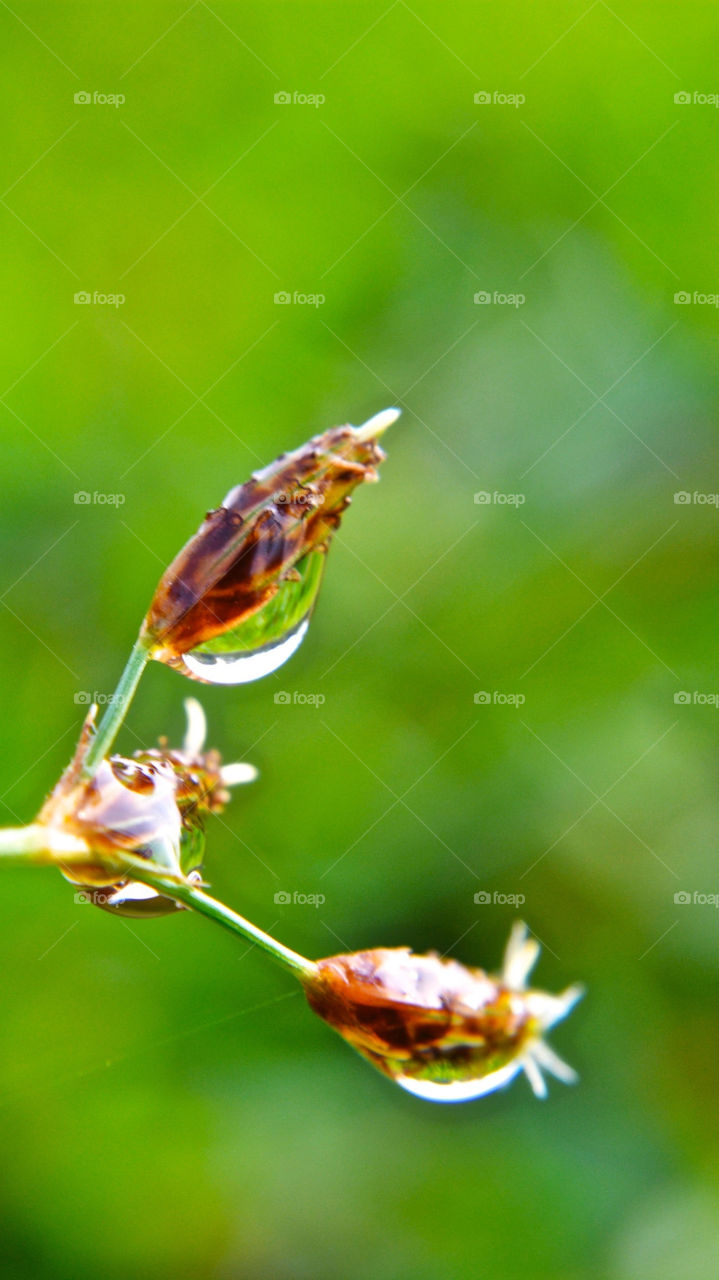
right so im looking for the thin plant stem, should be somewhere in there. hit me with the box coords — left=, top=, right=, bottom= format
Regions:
left=0, top=822, right=92, bottom=863
left=128, top=862, right=317, bottom=982
left=0, top=828, right=317, bottom=981
left=81, top=636, right=151, bottom=778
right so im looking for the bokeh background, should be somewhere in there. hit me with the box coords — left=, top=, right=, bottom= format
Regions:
left=0, top=3, right=718, bottom=1277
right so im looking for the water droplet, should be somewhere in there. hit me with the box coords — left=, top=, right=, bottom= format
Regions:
left=61, top=750, right=211, bottom=918
left=90, top=870, right=203, bottom=919
left=87, top=879, right=180, bottom=917
left=304, top=942, right=582, bottom=1104
left=183, top=617, right=309, bottom=685
left=389, top=1061, right=522, bottom=1103
left=143, top=409, right=391, bottom=674
left=177, top=549, right=324, bottom=685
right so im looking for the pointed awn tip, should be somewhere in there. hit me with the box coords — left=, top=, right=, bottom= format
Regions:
left=353, top=407, right=401, bottom=442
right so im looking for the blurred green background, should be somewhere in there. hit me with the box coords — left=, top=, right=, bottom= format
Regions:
left=1, top=2, right=718, bottom=1276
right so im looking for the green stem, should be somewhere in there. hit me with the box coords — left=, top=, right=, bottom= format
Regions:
left=81, top=636, right=151, bottom=778
left=128, top=862, right=317, bottom=982
left=0, top=823, right=93, bottom=864
left=0, top=828, right=317, bottom=982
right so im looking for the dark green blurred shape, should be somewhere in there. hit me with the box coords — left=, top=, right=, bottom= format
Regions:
left=1, top=3, right=718, bottom=1277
